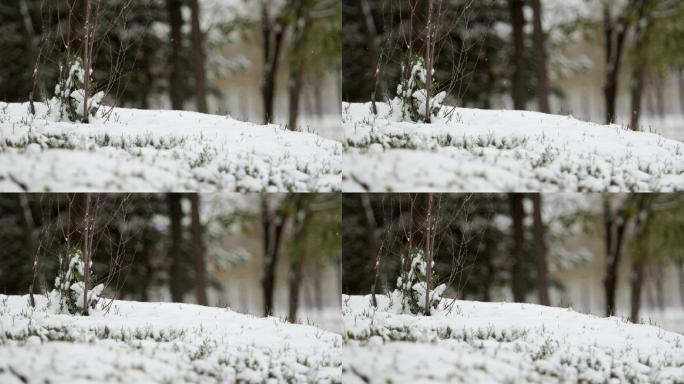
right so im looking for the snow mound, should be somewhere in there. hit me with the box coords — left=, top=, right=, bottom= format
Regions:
left=0, top=295, right=341, bottom=383
left=342, top=294, right=684, bottom=383
left=0, top=102, right=341, bottom=192
left=343, top=102, right=684, bottom=192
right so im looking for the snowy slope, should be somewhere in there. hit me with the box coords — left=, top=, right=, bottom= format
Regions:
left=342, top=294, right=684, bottom=384
left=0, top=294, right=341, bottom=383
left=343, top=102, right=684, bottom=192
left=0, top=102, right=341, bottom=192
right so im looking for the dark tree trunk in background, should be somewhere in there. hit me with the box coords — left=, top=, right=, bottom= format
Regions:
left=602, top=3, right=633, bottom=124
left=509, top=0, right=526, bottom=110
left=530, top=0, right=549, bottom=113
left=603, top=196, right=630, bottom=317
left=654, top=264, right=664, bottom=310
left=15, top=194, right=37, bottom=305
left=423, top=0, right=435, bottom=123
left=166, top=0, right=184, bottom=110
left=288, top=0, right=312, bottom=131
left=629, top=1, right=652, bottom=132
left=509, top=193, right=525, bottom=302
left=424, top=193, right=434, bottom=315
left=140, top=238, right=151, bottom=302
left=66, top=0, right=84, bottom=58
left=82, top=193, right=94, bottom=314
left=14, top=194, right=35, bottom=273
left=288, top=256, right=304, bottom=322
left=313, top=266, right=324, bottom=310
left=190, top=194, right=207, bottom=306
left=361, top=194, right=381, bottom=307
left=13, top=0, right=40, bottom=100
left=355, top=0, right=384, bottom=105
left=630, top=195, right=651, bottom=322
left=67, top=194, right=86, bottom=256
left=81, top=0, right=94, bottom=123
left=140, top=48, right=152, bottom=109
left=678, top=261, right=684, bottom=307
left=288, top=199, right=309, bottom=322
left=481, top=246, right=493, bottom=302
left=408, top=0, right=426, bottom=61
left=630, top=258, right=645, bottom=322
left=167, top=193, right=184, bottom=302
left=189, top=0, right=208, bottom=113
left=261, top=196, right=288, bottom=316
left=678, top=68, right=684, bottom=114
left=531, top=194, right=550, bottom=306
left=261, top=4, right=287, bottom=124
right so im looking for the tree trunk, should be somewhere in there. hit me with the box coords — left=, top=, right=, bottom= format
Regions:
left=531, top=194, right=550, bottom=306
left=82, top=0, right=93, bottom=122
left=67, top=194, right=86, bottom=257
left=424, top=0, right=435, bottom=123
left=261, top=4, right=287, bottom=124
left=288, top=0, right=312, bottom=131
left=654, top=264, right=664, bottom=311
left=288, top=256, right=304, bottom=322
left=15, top=194, right=37, bottom=305
left=678, top=68, right=684, bottom=114
left=261, top=196, right=288, bottom=316
left=629, top=258, right=645, bottom=322
left=603, top=196, right=630, bottom=316
left=354, top=0, right=384, bottom=106
left=361, top=194, right=381, bottom=307
left=190, top=194, right=207, bottom=306
left=288, top=199, right=309, bottom=322
left=509, top=0, right=526, bottom=110
left=424, top=193, right=434, bottom=315
left=66, top=0, right=83, bottom=59
left=166, top=0, right=184, bottom=110
left=481, top=246, right=493, bottom=302
left=167, top=193, right=184, bottom=302
left=189, top=0, right=208, bottom=113
left=12, top=0, right=40, bottom=100
left=407, top=0, right=426, bottom=60
left=82, top=193, right=93, bottom=315
left=678, top=261, right=684, bottom=308
left=602, top=4, right=632, bottom=124
left=509, top=193, right=525, bottom=302
left=140, top=238, right=151, bottom=301
left=629, top=195, right=651, bottom=322
left=530, top=0, right=549, bottom=113
left=628, top=2, right=651, bottom=132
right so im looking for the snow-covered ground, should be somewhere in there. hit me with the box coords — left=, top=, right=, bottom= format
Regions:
left=0, top=102, right=341, bottom=192
left=0, top=294, right=341, bottom=383
left=342, top=294, right=684, bottom=383
left=343, top=102, right=684, bottom=192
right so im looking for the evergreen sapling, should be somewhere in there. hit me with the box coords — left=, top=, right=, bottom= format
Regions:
left=51, top=55, right=103, bottom=123
left=49, top=246, right=103, bottom=315
left=393, top=55, right=446, bottom=123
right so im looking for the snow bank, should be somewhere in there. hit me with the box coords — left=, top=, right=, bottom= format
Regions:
left=342, top=294, right=684, bottom=383
left=0, top=295, right=341, bottom=383
left=343, top=102, right=684, bottom=192
left=0, top=102, right=341, bottom=192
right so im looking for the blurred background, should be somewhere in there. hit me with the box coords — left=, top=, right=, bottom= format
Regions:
left=343, top=0, right=684, bottom=140
left=343, top=193, right=684, bottom=334
left=0, top=0, right=341, bottom=139
left=0, top=193, right=342, bottom=332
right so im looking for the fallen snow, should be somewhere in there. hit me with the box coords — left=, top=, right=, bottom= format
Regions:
left=343, top=102, right=684, bottom=192
left=0, top=102, right=341, bottom=192
left=0, top=294, right=341, bottom=383
left=342, top=294, right=684, bottom=383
